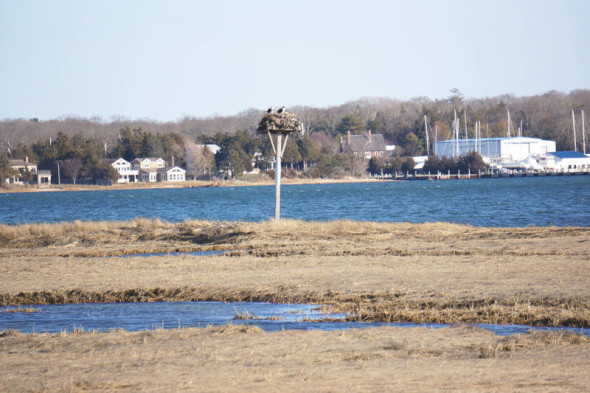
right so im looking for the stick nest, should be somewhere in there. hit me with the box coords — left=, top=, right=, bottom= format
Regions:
left=257, top=112, right=302, bottom=135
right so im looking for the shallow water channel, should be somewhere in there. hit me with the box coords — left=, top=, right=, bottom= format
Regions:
left=1, top=301, right=587, bottom=337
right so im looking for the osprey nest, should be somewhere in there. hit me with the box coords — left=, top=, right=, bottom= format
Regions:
left=257, top=112, right=302, bottom=135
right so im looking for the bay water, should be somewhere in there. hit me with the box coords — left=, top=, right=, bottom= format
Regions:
left=1, top=176, right=589, bottom=226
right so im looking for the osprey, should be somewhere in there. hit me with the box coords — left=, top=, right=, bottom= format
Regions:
left=277, top=106, right=286, bottom=114
left=267, top=107, right=274, bottom=113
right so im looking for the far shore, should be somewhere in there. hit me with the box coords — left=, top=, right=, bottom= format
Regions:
left=0, top=176, right=389, bottom=194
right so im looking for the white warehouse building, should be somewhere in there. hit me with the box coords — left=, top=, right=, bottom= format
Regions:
left=434, top=137, right=556, bottom=162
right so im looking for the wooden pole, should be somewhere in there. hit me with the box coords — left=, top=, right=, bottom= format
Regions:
left=274, top=133, right=282, bottom=220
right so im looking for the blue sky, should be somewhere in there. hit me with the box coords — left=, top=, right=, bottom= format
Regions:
left=1, top=0, right=589, bottom=121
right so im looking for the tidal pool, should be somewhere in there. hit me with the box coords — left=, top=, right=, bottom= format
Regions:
left=1, top=301, right=587, bottom=337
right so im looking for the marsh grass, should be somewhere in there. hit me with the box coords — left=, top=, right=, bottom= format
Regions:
left=1, top=325, right=588, bottom=392
left=1, top=218, right=589, bottom=328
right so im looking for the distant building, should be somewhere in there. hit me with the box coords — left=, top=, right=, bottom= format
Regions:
left=132, top=158, right=167, bottom=182
left=102, top=158, right=139, bottom=183
left=412, top=156, right=428, bottom=171
left=132, top=157, right=167, bottom=171
left=546, top=151, right=590, bottom=172
left=201, top=144, right=221, bottom=155
left=7, top=158, right=51, bottom=186
left=434, top=137, right=556, bottom=162
left=165, top=166, right=186, bottom=182
left=340, top=131, right=387, bottom=160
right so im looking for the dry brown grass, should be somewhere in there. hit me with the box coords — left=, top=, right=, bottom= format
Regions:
left=1, top=219, right=589, bottom=391
left=1, top=219, right=589, bottom=327
left=0, top=325, right=588, bottom=392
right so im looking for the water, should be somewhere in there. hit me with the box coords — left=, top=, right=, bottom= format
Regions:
left=1, top=302, right=587, bottom=337
left=1, top=176, right=589, bottom=226
left=1, top=177, right=588, bottom=336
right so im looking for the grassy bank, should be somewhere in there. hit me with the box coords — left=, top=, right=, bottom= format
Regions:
left=0, top=176, right=380, bottom=194
left=2, top=219, right=589, bottom=391
left=1, top=219, right=589, bottom=327
left=1, top=325, right=588, bottom=392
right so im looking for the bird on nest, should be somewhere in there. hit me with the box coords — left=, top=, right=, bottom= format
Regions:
left=267, top=107, right=274, bottom=113
left=277, top=106, right=286, bottom=114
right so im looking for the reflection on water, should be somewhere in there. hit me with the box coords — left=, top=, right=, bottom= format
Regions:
left=1, top=301, right=587, bottom=337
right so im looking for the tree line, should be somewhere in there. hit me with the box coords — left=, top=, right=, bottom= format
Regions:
left=0, top=129, right=187, bottom=184
left=1, top=89, right=589, bottom=184
left=2, top=89, right=588, bottom=154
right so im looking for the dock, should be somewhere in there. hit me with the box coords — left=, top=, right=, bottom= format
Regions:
left=388, top=170, right=590, bottom=181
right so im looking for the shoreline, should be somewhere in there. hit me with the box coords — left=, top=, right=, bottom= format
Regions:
left=0, top=176, right=386, bottom=194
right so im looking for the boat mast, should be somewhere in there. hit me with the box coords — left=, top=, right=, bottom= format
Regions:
left=572, top=109, right=577, bottom=151
left=424, top=115, right=430, bottom=156
left=486, top=122, right=490, bottom=157
left=464, top=111, right=468, bottom=140
left=583, top=109, right=586, bottom=155
left=435, top=124, right=438, bottom=156
left=453, top=109, right=459, bottom=157
left=477, top=121, right=481, bottom=153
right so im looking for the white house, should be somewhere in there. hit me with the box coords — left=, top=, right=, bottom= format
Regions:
left=104, top=158, right=139, bottom=183
left=165, top=166, right=186, bottom=182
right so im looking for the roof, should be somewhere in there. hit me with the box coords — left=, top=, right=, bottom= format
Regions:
left=167, top=166, right=186, bottom=173
left=436, top=137, right=549, bottom=144
left=341, top=133, right=387, bottom=153
left=132, top=157, right=165, bottom=162
left=9, top=159, right=37, bottom=167
left=550, top=151, right=589, bottom=159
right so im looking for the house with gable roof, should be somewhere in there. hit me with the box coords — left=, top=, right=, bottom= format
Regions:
left=102, top=158, right=139, bottom=183
left=132, top=157, right=167, bottom=182
left=130, top=157, right=186, bottom=182
left=339, top=130, right=387, bottom=160
left=7, top=157, right=52, bottom=186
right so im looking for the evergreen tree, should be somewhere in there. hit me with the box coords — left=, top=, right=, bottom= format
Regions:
left=0, top=152, right=15, bottom=184
left=335, top=114, right=364, bottom=136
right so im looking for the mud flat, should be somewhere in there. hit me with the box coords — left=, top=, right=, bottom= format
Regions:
left=1, top=219, right=589, bottom=391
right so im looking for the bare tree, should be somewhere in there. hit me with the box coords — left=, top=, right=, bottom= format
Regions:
left=185, top=142, right=213, bottom=180
left=61, top=158, right=83, bottom=185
